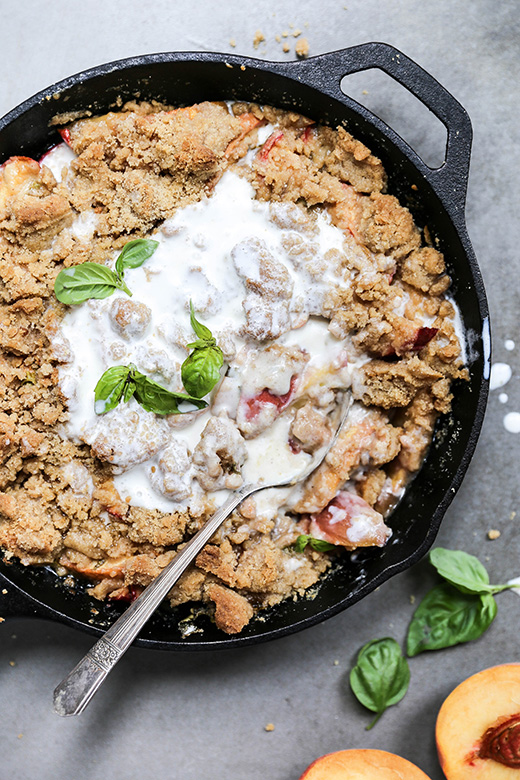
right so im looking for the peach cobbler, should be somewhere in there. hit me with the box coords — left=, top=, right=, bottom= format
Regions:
left=0, top=101, right=466, bottom=633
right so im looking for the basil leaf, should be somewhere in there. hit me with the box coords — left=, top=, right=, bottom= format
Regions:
left=189, top=300, right=214, bottom=342
left=55, top=263, right=131, bottom=304
left=429, top=548, right=492, bottom=594
left=115, top=238, right=159, bottom=276
left=133, top=372, right=207, bottom=415
left=181, top=346, right=223, bottom=399
left=94, top=365, right=207, bottom=416
left=406, top=583, right=497, bottom=657
left=430, top=547, right=514, bottom=595
left=350, top=638, right=410, bottom=730
left=294, top=535, right=336, bottom=553
left=94, top=365, right=134, bottom=413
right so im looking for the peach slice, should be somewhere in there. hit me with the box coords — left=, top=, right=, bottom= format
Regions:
left=436, top=664, right=520, bottom=779
left=299, top=749, right=431, bottom=780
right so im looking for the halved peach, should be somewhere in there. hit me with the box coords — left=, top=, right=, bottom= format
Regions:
left=436, top=664, right=520, bottom=779
left=299, top=749, right=431, bottom=779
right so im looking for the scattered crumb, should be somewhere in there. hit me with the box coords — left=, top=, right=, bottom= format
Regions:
left=511, top=511, right=517, bottom=520
left=283, top=43, right=290, bottom=53
left=265, top=723, right=275, bottom=732
left=90, top=608, right=99, bottom=615
left=0, top=617, right=4, bottom=623
left=229, top=39, right=236, bottom=48
left=411, top=184, right=418, bottom=191
left=240, top=65, right=246, bottom=71
left=253, top=30, right=265, bottom=48
left=17, top=734, right=23, bottom=740
left=362, top=89, right=369, bottom=95
left=295, top=38, right=309, bottom=58
left=9, top=661, right=16, bottom=667
left=225, top=63, right=233, bottom=69
left=333, top=659, right=339, bottom=666
left=282, top=30, right=290, bottom=38
left=487, top=529, right=501, bottom=540
left=410, top=594, right=416, bottom=604
left=2, top=589, right=7, bottom=595
left=275, top=34, right=281, bottom=43
left=293, top=29, right=302, bottom=37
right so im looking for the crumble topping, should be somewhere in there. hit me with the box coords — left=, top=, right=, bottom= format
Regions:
left=0, top=100, right=467, bottom=634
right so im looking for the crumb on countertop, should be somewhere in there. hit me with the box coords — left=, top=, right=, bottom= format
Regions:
left=229, top=39, right=236, bottom=48
left=295, top=38, right=309, bottom=58
left=487, top=529, right=501, bottom=540
left=283, top=43, right=290, bottom=53
left=265, top=723, right=275, bottom=732
left=253, top=30, right=265, bottom=48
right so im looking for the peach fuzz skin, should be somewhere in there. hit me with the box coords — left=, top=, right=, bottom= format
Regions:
left=436, top=664, right=520, bottom=780
left=299, top=749, right=432, bottom=779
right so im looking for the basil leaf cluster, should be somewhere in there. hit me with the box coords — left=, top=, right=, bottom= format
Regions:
left=406, top=547, right=517, bottom=657
left=54, top=238, right=158, bottom=305
left=350, top=638, right=410, bottom=730
left=181, top=302, right=224, bottom=398
left=94, top=364, right=207, bottom=416
left=294, top=534, right=336, bottom=553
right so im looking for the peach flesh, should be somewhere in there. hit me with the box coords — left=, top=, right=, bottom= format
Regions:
left=436, top=664, right=520, bottom=779
left=299, top=748, right=432, bottom=779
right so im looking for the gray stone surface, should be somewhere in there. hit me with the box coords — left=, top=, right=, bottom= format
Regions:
left=1, top=1, right=519, bottom=778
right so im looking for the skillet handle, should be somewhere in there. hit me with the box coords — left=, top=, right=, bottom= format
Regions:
left=293, top=42, right=472, bottom=217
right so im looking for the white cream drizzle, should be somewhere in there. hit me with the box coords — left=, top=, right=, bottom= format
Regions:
left=43, top=132, right=468, bottom=517
left=490, top=362, right=512, bottom=391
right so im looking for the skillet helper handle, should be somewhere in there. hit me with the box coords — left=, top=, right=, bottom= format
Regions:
left=53, top=485, right=254, bottom=717
left=295, top=42, right=473, bottom=216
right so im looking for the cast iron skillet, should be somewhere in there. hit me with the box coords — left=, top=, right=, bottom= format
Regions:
left=0, top=42, right=489, bottom=649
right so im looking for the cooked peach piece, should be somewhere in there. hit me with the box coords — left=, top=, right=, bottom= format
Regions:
left=299, top=749, right=431, bottom=779
left=309, top=491, right=391, bottom=549
left=436, top=664, right=520, bottom=779
left=0, top=156, right=40, bottom=212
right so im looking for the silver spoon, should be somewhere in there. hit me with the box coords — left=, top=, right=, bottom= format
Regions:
left=53, top=391, right=352, bottom=716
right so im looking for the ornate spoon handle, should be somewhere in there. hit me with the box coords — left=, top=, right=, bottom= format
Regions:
left=53, top=484, right=255, bottom=717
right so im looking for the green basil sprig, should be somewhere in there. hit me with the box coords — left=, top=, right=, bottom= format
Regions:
left=294, top=534, right=336, bottom=553
left=181, top=301, right=224, bottom=398
left=429, top=547, right=515, bottom=595
left=54, top=238, right=158, bottom=305
left=94, top=363, right=207, bottom=416
left=406, top=582, right=497, bottom=657
left=350, top=638, right=410, bottom=730
left=115, top=238, right=159, bottom=275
